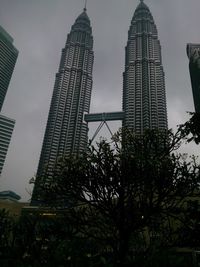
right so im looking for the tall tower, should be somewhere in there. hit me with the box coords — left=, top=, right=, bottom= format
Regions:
left=0, top=26, right=18, bottom=111
left=32, top=7, right=94, bottom=203
left=123, top=0, right=167, bottom=134
left=0, top=25, right=17, bottom=176
left=187, top=43, right=200, bottom=112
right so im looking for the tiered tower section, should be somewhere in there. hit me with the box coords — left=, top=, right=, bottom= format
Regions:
left=32, top=8, right=94, bottom=202
left=123, top=1, right=167, bottom=134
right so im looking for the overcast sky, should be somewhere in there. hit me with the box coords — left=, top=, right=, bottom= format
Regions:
left=0, top=0, right=199, bottom=201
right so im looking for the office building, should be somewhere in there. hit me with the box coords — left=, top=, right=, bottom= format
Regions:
left=0, top=114, right=15, bottom=175
left=123, top=0, right=168, bottom=134
left=0, top=26, right=17, bottom=176
left=187, top=43, right=200, bottom=112
left=31, top=7, right=94, bottom=203
left=0, top=25, right=18, bottom=111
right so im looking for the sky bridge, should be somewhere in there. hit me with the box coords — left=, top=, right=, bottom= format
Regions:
left=84, top=111, right=124, bottom=122
left=84, top=111, right=124, bottom=144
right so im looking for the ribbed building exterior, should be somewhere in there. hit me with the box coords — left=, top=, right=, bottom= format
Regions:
left=0, top=114, right=15, bottom=175
left=0, top=26, right=18, bottom=112
left=32, top=8, right=94, bottom=203
left=123, top=1, right=167, bottom=134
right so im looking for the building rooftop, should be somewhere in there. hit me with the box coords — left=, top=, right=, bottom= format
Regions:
left=0, top=25, right=18, bottom=54
left=0, top=25, right=13, bottom=43
left=136, top=0, right=150, bottom=11
left=0, top=190, right=21, bottom=201
left=75, top=8, right=91, bottom=27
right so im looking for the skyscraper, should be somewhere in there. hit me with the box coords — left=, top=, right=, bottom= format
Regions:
left=32, top=7, right=94, bottom=203
left=123, top=0, right=167, bottom=134
left=0, top=26, right=18, bottom=112
left=0, top=25, right=17, bottom=176
left=187, top=43, right=200, bottom=112
left=0, top=114, right=15, bottom=175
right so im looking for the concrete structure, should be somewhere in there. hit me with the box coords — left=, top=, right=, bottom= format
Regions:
left=187, top=43, right=200, bottom=112
left=0, top=25, right=18, bottom=111
left=123, top=0, right=168, bottom=134
left=0, top=114, right=15, bottom=175
left=31, top=7, right=94, bottom=203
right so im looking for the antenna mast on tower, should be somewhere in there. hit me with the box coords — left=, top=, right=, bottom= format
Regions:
left=84, top=0, right=87, bottom=11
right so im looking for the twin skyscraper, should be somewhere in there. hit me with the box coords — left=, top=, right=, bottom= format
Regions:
left=32, top=1, right=168, bottom=203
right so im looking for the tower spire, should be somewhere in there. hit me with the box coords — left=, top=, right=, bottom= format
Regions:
left=84, top=0, right=87, bottom=12
left=140, top=0, right=144, bottom=3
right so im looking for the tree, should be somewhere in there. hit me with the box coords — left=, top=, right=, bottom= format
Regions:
left=0, top=208, right=14, bottom=264
left=178, top=112, right=200, bottom=144
left=38, top=117, right=200, bottom=266
left=1, top=113, right=199, bottom=266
